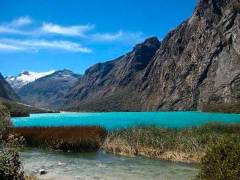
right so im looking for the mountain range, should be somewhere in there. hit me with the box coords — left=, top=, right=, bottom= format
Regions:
left=1, top=0, right=240, bottom=112
left=17, top=70, right=80, bottom=108
left=6, top=70, right=55, bottom=90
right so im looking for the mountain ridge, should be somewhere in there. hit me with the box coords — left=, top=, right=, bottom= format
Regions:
left=18, top=69, right=81, bottom=108
left=0, top=73, right=19, bottom=101
left=6, top=70, right=55, bottom=90
left=63, top=0, right=240, bottom=111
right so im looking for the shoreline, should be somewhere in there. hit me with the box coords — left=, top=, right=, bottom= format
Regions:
left=103, top=142, right=204, bottom=164
left=9, top=123, right=240, bottom=164
left=19, top=148, right=199, bottom=180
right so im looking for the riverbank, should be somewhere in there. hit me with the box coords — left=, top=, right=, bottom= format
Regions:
left=20, top=148, right=198, bottom=180
left=0, top=100, right=57, bottom=117
left=8, top=123, right=240, bottom=164
left=102, top=123, right=240, bottom=163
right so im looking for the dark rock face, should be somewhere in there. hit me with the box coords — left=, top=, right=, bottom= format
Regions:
left=0, top=73, right=19, bottom=101
left=64, top=37, right=161, bottom=111
left=64, top=0, right=240, bottom=112
left=139, top=0, right=240, bottom=111
left=18, top=70, right=80, bottom=109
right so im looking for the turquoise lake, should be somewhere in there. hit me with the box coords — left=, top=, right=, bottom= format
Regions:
left=12, top=112, right=240, bottom=131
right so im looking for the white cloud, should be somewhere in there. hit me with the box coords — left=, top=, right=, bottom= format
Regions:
left=41, top=23, right=94, bottom=37
left=9, top=16, right=32, bottom=27
left=91, top=31, right=123, bottom=41
left=0, top=42, right=25, bottom=51
left=90, top=30, right=145, bottom=44
left=0, top=16, right=146, bottom=54
left=0, top=26, right=23, bottom=34
left=0, top=16, right=33, bottom=35
left=0, top=39, right=92, bottom=53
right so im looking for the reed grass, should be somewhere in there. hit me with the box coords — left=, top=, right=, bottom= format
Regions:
left=10, top=126, right=107, bottom=152
left=103, top=123, right=240, bottom=163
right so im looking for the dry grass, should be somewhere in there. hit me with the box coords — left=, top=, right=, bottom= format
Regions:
left=10, top=126, right=107, bottom=152
left=25, top=175, right=38, bottom=180
left=103, top=123, right=240, bottom=163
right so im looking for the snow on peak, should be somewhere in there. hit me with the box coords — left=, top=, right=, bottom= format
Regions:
left=16, top=70, right=55, bottom=83
left=6, top=70, right=55, bottom=90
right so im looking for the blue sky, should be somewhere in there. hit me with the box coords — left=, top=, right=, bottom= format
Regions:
left=0, top=0, right=196, bottom=76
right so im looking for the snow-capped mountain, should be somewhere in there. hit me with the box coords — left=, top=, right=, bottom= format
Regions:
left=6, top=70, right=55, bottom=90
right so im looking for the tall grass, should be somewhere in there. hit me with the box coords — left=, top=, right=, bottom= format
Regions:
left=10, top=126, right=107, bottom=152
left=103, top=123, right=240, bottom=162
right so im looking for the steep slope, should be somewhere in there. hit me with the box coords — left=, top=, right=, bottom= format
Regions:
left=0, top=73, right=55, bottom=117
left=139, top=0, right=240, bottom=111
left=65, top=37, right=161, bottom=111
left=0, top=73, right=19, bottom=101
left=65, top=0, right=240, bottom=112
left=6, top=70, right=55, bottom=90
left=18, top=70, right=81, bottom=109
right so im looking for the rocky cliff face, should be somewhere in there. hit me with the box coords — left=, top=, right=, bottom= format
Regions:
left=0, top=73, right=19, bottom=101
left=139, top=0, right=240, bottom=110
left=64, top=38, right=161, bottom=111
left=18, top=70, right=80, bottom=109
left=63, top=0, right=240, bottom=112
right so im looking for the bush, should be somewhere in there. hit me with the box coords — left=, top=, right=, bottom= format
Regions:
left=0, top=149, right=24, bottom=180
left=198, top=138, right=240, bottom=180
left=0, top=104, right=25, bottom=180
left=0, top=103, right=11, bottom=143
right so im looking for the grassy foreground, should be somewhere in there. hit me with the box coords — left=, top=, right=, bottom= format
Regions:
left=3, top=122, right=240, bottom=179
left=103, top=123, right=240, bottom=163
left=9, top=126, right=107, bottom=152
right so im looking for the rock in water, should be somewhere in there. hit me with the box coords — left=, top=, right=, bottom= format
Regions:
left=39, top=169, right=47, bottom=175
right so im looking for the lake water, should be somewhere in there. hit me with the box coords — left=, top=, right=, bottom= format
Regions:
left=20, top=149, right=198, bottom=180
left=12, top=112, right=240, bottom=131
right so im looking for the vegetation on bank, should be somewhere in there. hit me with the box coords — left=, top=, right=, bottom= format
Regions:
left=103, top=123, right=240, bottom=163
left=0, top=149, right=25, bottom=180
left=10, top=127, right=107, bottom=152
left=0, top=103, right=26, bottom=180
left=0, top=103, right=11, bottom=140
left=201, top=103, right=240, bottom=113
left=2, top=119, right=240, bottom=179
left=0, top=100, right=57, bottom=117
left=198, top=137, right=240, bottom=180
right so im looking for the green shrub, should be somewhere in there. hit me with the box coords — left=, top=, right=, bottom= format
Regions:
left=0, top=149, right=24, bottom=180
left=198, top=138, right=240, bottom=180
left=0, top=103, right=11, bottom=143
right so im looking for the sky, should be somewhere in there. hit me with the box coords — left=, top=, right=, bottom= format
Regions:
left=0, top=0, right=197, bottom=76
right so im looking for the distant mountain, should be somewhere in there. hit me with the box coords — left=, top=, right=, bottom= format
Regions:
left=63, top=0, right=240, bottom=111
left=18, top=70, right=81, bottom=109
left=6, top=70, right=55, bottom=90
left=0, top=72, right=56, bottom=117
left=0, top=73, right=19, bottom=101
